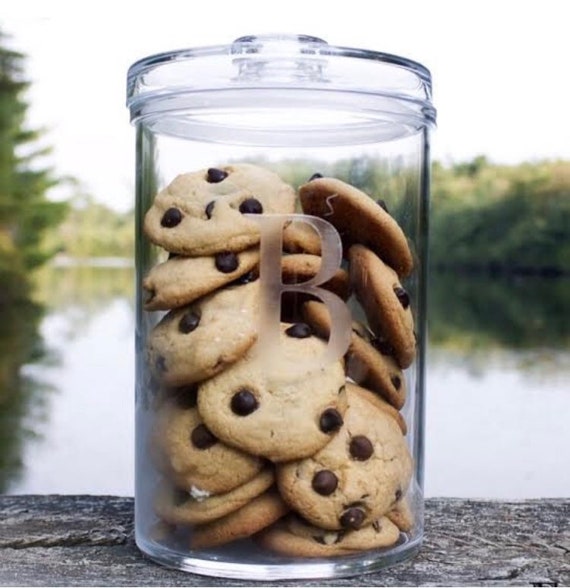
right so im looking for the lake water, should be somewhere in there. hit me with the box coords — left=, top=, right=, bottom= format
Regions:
left=1, top=265, right=568, bottom=498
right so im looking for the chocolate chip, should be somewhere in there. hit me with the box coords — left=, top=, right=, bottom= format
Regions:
left=174, top=385, right=198, bottom=408
left=394, top=286, right=410, bottom=309
left=285, top=322, right=312, bottom=338
left=395, top=487, right=403, bottom=502
left=391, top=375, right=401, bottom=390
left=206, top=168, right=228, bottom=183
left=205, top=200, right=215, bottom=219
left=338, top=384, right=346, bottom=395
left=239, top=198, right=263, bottom=214
left=372, top=520, right=382, bottom=533
left=309, top=173, right=323, bottom=181
left=351, top=323, right=369, bottom=339
left=173, top=488, right=189, bottom=506
left=215, top=251, right=239, bottom=273
left=312, top=470, right=338, bottom=495
left=178, top=311, right=200, bottom=334
left=230, top=389, right=259, bottom=416
left=376, top=199, right=389, bottom=213
left=155, top=355, right=167, bottom=373
left=160, top=207, right=183, bottom=228
left=349, top=435, right=374, bottom=461
left=340, top=507, right=365, bottom=529
left=371, top=338, right=395, bottom=357
left=319, top=408, right=343, bottom=434
left=191, top=424, right=218, bottom=449
left=229, top=270, right=258, bottom=286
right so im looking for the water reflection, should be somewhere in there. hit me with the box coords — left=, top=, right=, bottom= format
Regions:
left=0, top=269, right=51, bottom=493
left=0, top=264, right=134, bottom=494
left=426, top=273, right=569, bottom=498
left=33, top=261, right=135, bottom=312
left=0, top=266, right=568, bottom=496
left=429, top=273, right=569, bottom=350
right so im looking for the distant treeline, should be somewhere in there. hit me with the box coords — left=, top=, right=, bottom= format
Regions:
left=42, top=193, right=133, bottom=260
left=428, top=272, right=570, bottom=350
left=430, top=156, right=570, bottom=276
left=44, top=156, right=570, bottom=275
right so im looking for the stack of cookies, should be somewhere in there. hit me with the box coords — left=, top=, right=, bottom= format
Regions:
left=143, top=163, right=417, bottom=557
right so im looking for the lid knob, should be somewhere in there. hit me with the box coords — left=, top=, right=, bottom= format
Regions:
left=231, top=34, right=329, bottom=82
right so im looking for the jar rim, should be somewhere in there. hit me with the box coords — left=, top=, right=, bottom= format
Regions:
left=127, top=34, right=436, bottom=127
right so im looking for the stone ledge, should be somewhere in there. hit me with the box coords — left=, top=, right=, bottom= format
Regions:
left=0, top=495, right=568, bottom=586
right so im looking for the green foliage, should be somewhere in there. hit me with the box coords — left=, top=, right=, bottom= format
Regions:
left=429, top=273, right=570, bottom=350
left=0, top=263, right=48, bottom=491
left=44, top=192, right=134, bottom=259
left=37, top=152, right=570, bottom=277
left=430, top=158, right=570, bottom=274
left=275, top=154, right=570, bottom=274
left=0, top=29, right=68, bottom=273
left=0, top=29, right=67, bottom=490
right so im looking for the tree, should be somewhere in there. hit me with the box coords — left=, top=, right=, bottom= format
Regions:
left=0, top=29, right=69, bottom=489
left=429, top=157, right=570, bottom=274
left=0, top=28, right=67, bottom=274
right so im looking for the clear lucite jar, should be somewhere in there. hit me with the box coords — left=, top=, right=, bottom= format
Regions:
left=127, top=34, right=436, bottom=580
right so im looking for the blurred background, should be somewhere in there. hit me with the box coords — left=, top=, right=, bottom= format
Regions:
left=0, top=0, right=568, bottom=499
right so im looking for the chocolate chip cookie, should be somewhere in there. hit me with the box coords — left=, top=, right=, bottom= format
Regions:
left=144, top=164, right=296, bottom=256
left=155, top=468, right=275, bottom=526
left=281, top=253, right=351, bottom=301
left=151, top=395, right=264, bottom=495
left=143, top=248, right=260, bottom=311
left=258, top=514, right=400, bottom=557
left=277, top=386, right=413, bottom=531
left=349, top=244, right=416, bottom=368
left=299, top=176, right=414, bottom=277
left=197, top=323, right=347, bottom=462
left=147, top=281, right=259, bottom=386
left=302, top=299, right=407, bottom=409
left=190, top=489, right=289, bottom=549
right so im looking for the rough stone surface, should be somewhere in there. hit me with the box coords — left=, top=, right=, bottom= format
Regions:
left=0, top=495, right=568, bottom=586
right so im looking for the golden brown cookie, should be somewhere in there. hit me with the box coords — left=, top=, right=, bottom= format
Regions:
left=347, top=383, right=407, bottom=436
left=386, top=497, right=414, bottom=533
left=280, top=254, right=351, bottom=323
left=190, top=489, right=289, bottom=549
left=144, top=164, right=296, bottom=256
left=143, top=248, right=259, bottom=311
left=346, top=338, right=408, bottom=413
left=197, top=323, right=347, bottom=462
left=155, top=468, right=275, bottom=526
left=282, top=220, right=322, bottom=255
left=349, top=244, right=416, bottom=369
left=299, top=176, right=414, bottom=277
left=277, top=387, right=413, bottom=531
left=150, top=395, right=264, bottom=495
left=147, top=281, right=259, bottom=386
left=258, top=514, right=400, bottom=557
left=281, top=254, right=351, bottom=301
left=302, top=300, right=407, bottom=410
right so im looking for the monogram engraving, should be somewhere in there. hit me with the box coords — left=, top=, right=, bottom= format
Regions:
left=246, top=214, right=352, bottom=375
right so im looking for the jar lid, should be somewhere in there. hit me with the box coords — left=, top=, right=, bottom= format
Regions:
left=127, top=34, right=436, bottom=144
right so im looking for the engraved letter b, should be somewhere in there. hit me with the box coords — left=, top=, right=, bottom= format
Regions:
left=248, top=214, right=352, bottom=375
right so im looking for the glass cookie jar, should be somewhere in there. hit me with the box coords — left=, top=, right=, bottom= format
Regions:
left=126, top=34, right=436, bottom=580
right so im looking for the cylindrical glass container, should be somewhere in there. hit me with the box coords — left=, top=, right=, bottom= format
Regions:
left=127, top=34, right=436, bottom=580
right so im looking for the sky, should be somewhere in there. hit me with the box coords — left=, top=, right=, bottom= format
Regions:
left=1, top=0, right=569, bottom=212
